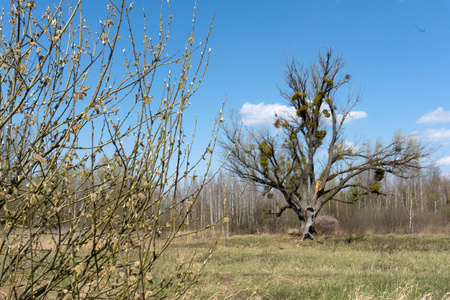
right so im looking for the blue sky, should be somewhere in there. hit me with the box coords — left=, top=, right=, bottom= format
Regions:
left=174, top=0, right=450, bottom=175
left=28, top=0, right=450, bottom=175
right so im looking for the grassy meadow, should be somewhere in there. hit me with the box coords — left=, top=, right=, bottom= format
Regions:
left=154, top=234, right=450, bottom=299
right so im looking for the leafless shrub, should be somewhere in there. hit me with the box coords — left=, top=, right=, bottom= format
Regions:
left=314, top=215, right=339, bottom=236
left=0, top=0, right=223, bottom=298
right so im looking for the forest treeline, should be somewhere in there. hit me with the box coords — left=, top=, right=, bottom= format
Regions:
left=177, top=165, right=449, bottom=236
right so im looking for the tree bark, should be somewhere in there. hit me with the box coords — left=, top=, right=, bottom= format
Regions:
left=301, top=207, right=316, bottom=240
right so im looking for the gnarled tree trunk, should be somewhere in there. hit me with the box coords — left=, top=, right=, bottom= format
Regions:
left=301, top=207, right=317, bottom=240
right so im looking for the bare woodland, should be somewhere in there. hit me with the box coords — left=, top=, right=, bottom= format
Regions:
left=182, top=167, right=449, bottom=237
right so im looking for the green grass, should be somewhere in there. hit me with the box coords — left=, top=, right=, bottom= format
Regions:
left=154, top=234, right=450, bottom=299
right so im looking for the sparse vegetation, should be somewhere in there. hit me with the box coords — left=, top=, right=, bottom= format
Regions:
left=151, top=234, right=450, bottom=299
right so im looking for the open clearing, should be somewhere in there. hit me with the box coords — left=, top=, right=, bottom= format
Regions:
left=155, top=234, right=450, bottom=299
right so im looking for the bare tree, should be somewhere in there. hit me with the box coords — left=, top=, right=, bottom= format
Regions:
left=222, top=48, right=429, bottom=240
left=0, top=0, right=223, bottom=298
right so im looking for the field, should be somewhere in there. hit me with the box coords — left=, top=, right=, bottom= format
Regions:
left=154, top=234, right=450, bottom=299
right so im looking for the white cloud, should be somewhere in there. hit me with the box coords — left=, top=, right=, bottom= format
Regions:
left=417, top=107, right=450, bottom=124
left=239, top=102, right=294, bottom=125
left=345, top=111, right=367, bottom=123
left=324, top=110, right=367, bottom=125
left=239, top=102, right=367, bottom=126
left=416, top=128, right=450, bottom=144
left=436, top=156, right=450, bottom=166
